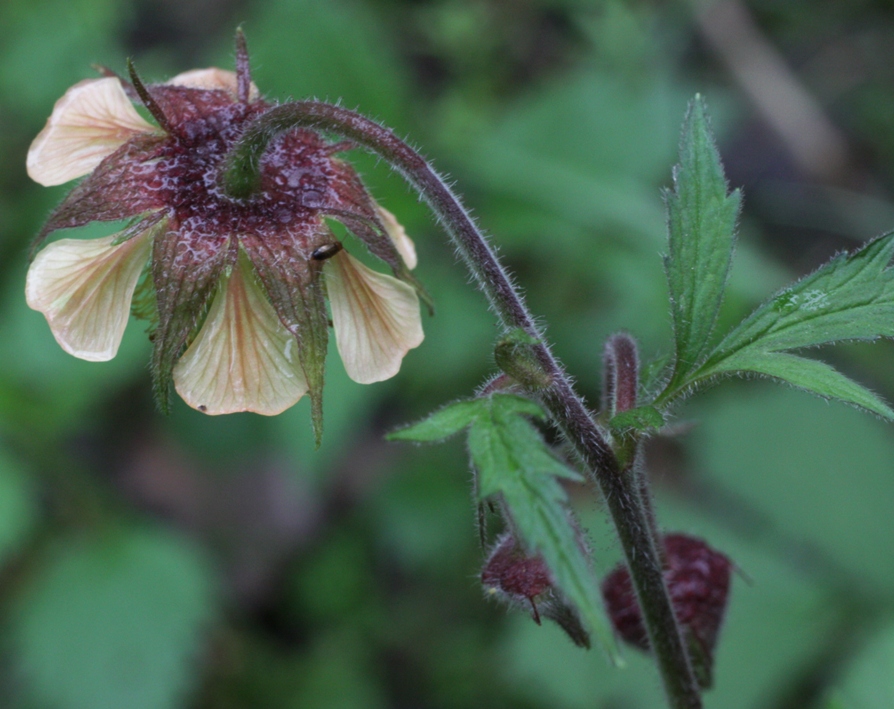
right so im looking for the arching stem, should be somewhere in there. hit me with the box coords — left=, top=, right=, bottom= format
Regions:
left=221, top=102, right=702, bottom=709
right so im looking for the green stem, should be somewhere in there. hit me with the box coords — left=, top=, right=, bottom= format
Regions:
left=222, top=103, right=702, bottom=709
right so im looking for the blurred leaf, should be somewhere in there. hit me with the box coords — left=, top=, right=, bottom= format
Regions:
left=0, top=0, right=126, bottom=114
left=691, top=384, right=894, bottom=591
left=13, top=527, right=214, bottom=709
left=833, top=622, right=894, bottom=709
left=0, top=448, right=35, bottom=568
left=664, top=95, right=741, bottom=390
left=250, top=0, right=408, bottom=127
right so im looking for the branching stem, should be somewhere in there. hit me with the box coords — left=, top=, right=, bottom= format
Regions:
left=222, top=102, right=702, bottom=709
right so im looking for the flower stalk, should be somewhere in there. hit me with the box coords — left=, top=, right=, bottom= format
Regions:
left=221, top=102, right=702, bottom=708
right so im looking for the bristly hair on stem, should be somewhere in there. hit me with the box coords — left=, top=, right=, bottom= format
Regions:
left=217, top=97, right=704, bottom=708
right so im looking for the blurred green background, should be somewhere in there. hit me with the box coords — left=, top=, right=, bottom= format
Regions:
left=3, top=0, right=894, bottom=707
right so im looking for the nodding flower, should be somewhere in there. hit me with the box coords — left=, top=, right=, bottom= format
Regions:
left=25, top=48, right=425, bottom=433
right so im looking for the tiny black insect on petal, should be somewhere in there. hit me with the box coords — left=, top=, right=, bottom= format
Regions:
left=312, top=243, right=343, bottom=261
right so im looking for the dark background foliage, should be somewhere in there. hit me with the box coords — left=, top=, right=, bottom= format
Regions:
left=2, top=0, right=894, bottom=707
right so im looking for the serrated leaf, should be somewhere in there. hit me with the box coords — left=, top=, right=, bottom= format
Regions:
left=387, top=399, right=485, bottom=442
left=706, top=352, right=894, bottom=419
left=466, top=397, right=615, bottom=657
left=13, top=527, right=214, bottom=709
left=683, top=232, right=894, bottom=418
left=664, top=96, right=742, bottom=388
left=387, top=393, right=544, bottom=443
left=709, top=233, right=894, bottom=357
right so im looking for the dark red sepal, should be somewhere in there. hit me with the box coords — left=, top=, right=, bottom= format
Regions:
left=482, top=532, right=553, bottom=622
left=32, top=133, right=168, bottom=256
left=481, top=532, right=590, bottom=648
left=241, top=224, right=330, bottom=445
left=150, top=225, right=233, bottom=412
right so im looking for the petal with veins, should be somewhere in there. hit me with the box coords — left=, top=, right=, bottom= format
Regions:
left=167, top=68, right=260, bottom=100
left=173, top=258, right=307, bottom=416
left=376, top=205, right=417, bottom=269
left=27, top=78, right=155, bottom=186
left=326, top=251, right=423, bottom=384
left=26, top=230, right=153, bottom=361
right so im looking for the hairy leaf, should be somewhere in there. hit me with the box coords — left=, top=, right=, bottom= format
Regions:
left=690, top=233, right=894, bottom=417
left=387, top=394, right=543, bottom=443
left=664, top=95, right=741, bottom=388
left=389, top=393, right=614, bottom=655
left=467, top=396, right=614, bottom=657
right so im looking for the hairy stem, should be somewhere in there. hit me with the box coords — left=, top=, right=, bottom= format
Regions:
left=222, top=103, right=701, bottom=709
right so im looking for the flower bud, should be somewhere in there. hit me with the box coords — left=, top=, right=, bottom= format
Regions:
left=601, top=533, right=732, bottom=688
left=481, top=532, right=590, bottom=648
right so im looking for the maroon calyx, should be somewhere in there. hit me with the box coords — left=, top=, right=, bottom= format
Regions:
left=481, top=533, right=552, bottom=623
left=601, top=533, right=732, bottom=688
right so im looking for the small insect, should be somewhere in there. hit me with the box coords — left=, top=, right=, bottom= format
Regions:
left=311, top=243, right=343, bottom=261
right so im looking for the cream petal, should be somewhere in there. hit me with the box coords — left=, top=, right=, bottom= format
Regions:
left=173, top=259, right=307, bottom=416
left=376, top=205, right=417, bottom=269
left=27, top=78, right=155, bottom=186
left=25, top=230, right=153, bottom=361
left=326, top=252, right=424, bottom=384
left=167, top=68, right=260, bottom=101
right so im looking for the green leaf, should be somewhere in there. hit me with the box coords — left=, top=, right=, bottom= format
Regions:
left=13, top=527, right=214, bottom=709
left=609, top=405, right=665, bottom=433
left=710, top=352, right=894, bottom=419
left=387, top=394, right=544, bottom=443
left=466, top=397, right=615, bottom=657
left=387, top=399, right=485, bottom=442
left=664, top=95, right=742, bottom=388
left=709, top=233, right=894, bottom=355
left=689, top=232, right=894, bottom=417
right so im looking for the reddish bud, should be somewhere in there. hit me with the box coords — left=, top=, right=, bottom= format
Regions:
left=481, top=533, right=552, bottom=623
left=601, top=533, right=732, bottom=688
left=481, top=532, right=590, bottom=648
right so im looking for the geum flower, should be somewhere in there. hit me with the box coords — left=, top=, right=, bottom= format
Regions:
left=26, top=58, right=426, bottom=436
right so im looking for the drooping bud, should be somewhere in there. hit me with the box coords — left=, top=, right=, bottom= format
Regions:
left=482, top=532, right=590, bottom=648
left=601, top=533, right=732, bottom=688
left=493, top=329, right=552, bottom=391
left=602, top=332, right=639, bottom=416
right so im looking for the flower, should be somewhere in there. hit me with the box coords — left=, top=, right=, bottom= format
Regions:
left=26, top=59, right=425, bottom=428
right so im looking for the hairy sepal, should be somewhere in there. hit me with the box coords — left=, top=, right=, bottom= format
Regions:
left=32, top=134, right=167, bottom=256
left=151, top=227, right=232, bottom=412
left=242, top=228, right=330, bottom=446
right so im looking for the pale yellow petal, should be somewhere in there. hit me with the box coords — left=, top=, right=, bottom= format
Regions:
left=326, top=252, right=423, bottom=384
left=376, top=205, right=417, bottom=269
left=167, top=68, right=260, bottom=101
left=173, top=260, right=307, bottom=416
left=27, top=78, right=155, bottom=186
left=26, top=230, right=153, bottom=361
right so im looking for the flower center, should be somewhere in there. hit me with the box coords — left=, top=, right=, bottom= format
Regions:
left=148, top=92, right=339, bottom=245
